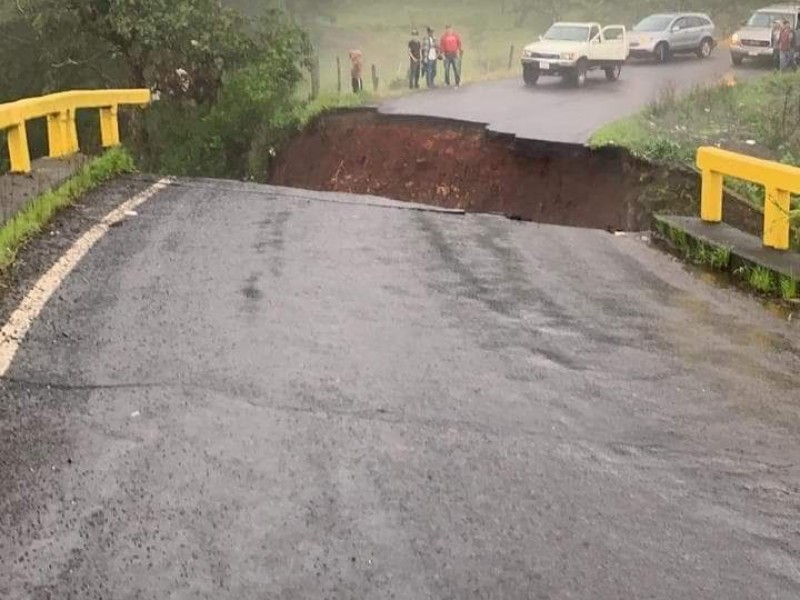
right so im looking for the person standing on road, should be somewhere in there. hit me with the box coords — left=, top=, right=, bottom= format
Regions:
left=772, top=20, right=783, bottom=71
left=440, top=25, right=463, bottom=88
left=421, top=27, right=439, bottom=88
left=349, top=50, right=363, bottom=93
left=408, top=30, right=422, bottom=89
left=778, top=20, right=796, bottom=72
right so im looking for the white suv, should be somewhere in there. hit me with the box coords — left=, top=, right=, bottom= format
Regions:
left=629, top=13, right=717, bottom=62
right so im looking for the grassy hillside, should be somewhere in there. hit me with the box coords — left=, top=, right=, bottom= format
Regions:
left=227, top=0, right=767, bottom=96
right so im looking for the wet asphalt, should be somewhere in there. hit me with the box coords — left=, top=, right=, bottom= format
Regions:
left=1, top=179, right=799, bottom=598
left=380, top=51, right=762, bottom=142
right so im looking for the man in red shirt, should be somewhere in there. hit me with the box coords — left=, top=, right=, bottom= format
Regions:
left=778, top=19, right=796, bottom=72
left=440, top=25, right=463, bottom=88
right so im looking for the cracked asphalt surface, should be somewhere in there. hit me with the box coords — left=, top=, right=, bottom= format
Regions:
left=1, top=179, right=799, bottom=599
left=380, top=52, right=759, bottom=142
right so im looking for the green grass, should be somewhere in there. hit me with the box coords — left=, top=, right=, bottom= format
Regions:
left=292, top=90, right=379, bottom=126
left=590, top=72, right=800, bottom=168
left=0, top=147, right=135, bottom=270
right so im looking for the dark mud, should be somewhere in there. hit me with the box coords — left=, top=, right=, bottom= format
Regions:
left=271, top=108, right=763, bottom=234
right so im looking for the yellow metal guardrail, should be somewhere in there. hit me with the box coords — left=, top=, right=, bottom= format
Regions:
left=0, top=89, right=151, bottom=174
left=698, top=147, right=798, bottom=251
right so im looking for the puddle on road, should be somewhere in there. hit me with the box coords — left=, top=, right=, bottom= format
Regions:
left=686, top=264, right=798, bottom=324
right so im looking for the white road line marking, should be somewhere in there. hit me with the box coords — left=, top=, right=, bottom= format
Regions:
left=0, top=178, right=171, bottom=378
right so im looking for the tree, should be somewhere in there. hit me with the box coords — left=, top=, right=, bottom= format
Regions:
left=28, top=0, right=269, bottom=104
left=4, top=0, right=311, bottom=178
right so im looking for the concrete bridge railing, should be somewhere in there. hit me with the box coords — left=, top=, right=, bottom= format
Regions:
left=0, top=89, right=151, bottom=174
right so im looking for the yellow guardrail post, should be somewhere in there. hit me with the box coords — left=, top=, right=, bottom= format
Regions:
left=46, top=113, right=67, bottom=158
left=99, top=105, right=120, bottom=147
left=697, top=147, right=798, bottom=251
left=7, top=122, right=31, bottom=174
left=66, top=108, right=79, bottom=155
left=764, top=186, right=791, bottom=250
left=699, top=166, right=723, bottom=223
left=1, top=89, right=150, bottom=174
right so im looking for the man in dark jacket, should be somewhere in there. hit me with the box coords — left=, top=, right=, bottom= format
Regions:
left=408, top=30, right=422, bottom=89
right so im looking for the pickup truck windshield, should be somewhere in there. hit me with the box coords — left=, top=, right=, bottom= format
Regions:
left=633, top=15, right=673, bottom=32
left=748, top=12, right=795, bottom=28
left=544, top=25, right=591, bottom=41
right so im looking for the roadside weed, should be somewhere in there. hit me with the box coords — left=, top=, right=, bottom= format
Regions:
left=693, top=243, right=730, bottom=270
left=748, top=266, right=775, bottom=294
left=779, top=275, right=798, bottom=300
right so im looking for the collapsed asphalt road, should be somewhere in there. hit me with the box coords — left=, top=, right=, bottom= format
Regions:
left=380, top=52, right=760, bottom=142
left=1, top=179, right=799, bottom=599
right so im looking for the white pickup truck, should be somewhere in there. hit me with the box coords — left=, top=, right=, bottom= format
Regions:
left=521, top=22, right=630, bottom=87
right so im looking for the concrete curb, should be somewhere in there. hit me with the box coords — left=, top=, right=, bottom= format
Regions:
left=655, top=214, right=800, bottom=299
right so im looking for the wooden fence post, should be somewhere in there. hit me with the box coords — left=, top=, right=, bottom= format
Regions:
left=336, top=56, right=342, bottom=95
left=508, top=44, right=515, bottom=70
left=310, top=54, right=320, bottom=100
left=371, top=64, right=379, bottom=92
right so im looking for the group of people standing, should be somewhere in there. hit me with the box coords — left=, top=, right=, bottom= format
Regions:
left=408, top=26, right=464, bottom=90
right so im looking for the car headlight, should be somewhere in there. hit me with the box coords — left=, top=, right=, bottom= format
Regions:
left=560, top=52, right=575, bottom=60
left=731, top=33, right=740, bottom=45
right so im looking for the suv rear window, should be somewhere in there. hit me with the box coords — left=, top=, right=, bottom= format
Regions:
left=748, top=11, right=796, bottom=28
left=633, top=15, right=673, bottom=32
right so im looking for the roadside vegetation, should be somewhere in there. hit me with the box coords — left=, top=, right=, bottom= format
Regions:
left=655, top=217, right=799, bottom=300
left=0, top=0, right=780, bottom=181
left=235, top=0, right=768, bottom=96
left=592, top=72, right=800, bottom=236
left=0, top=148, right=135, bottom=271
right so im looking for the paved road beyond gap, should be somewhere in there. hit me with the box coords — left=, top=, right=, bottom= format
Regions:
left=381, top=52, right=758, bottom=143
left=1, top=181, right=798, bottom=599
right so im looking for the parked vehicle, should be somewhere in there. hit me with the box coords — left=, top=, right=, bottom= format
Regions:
left=521, top=22, right=629, bottom=88
left=629, top=13, right=716, bottom=62
left=730, top=4, right=800, bottom=66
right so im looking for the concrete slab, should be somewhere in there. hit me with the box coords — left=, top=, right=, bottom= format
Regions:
left=0, top=155, right=88, bottom=224
left=655, top=215, right=800, bottom=278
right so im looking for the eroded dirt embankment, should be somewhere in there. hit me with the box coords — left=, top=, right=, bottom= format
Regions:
left=271, top=108, right=761, bottom=233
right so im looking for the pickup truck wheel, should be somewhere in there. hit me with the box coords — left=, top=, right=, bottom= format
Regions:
left=522, top=64, right=539, bottom=86
left=731, top=54, right=744, bottom=66
left=572, top=59, right=588, bottom=87
left=697, top=38, right=713, bottom=59
left=654, top=42, right=670, bottom=63
left=605, top=64, right=622, bottom=81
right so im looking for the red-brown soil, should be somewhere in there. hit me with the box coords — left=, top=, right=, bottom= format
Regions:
left=271, top=108, right=762, bottom=233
